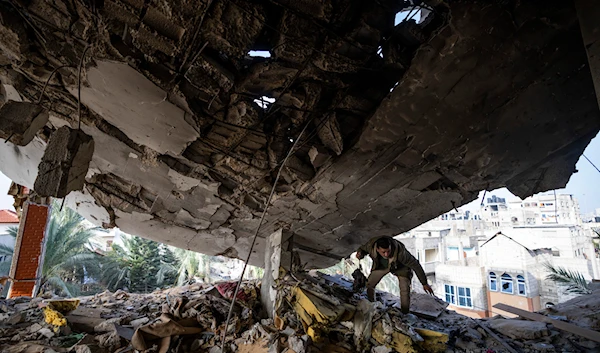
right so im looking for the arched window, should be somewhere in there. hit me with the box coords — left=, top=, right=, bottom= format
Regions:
left=501, top=273, right=513, bottom=294
left=517, top=275, right=526, bottom=296
left=489, top=272, right=498, bottom=291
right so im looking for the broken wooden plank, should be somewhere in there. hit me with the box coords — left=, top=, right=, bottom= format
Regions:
left=493, top=303, right=600, bottom=343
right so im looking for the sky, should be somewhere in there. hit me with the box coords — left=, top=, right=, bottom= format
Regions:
left=461, top=135, right=600, bottom=214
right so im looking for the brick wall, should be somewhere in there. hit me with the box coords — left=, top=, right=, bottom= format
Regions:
left=8, top=203, right=49, bottom=298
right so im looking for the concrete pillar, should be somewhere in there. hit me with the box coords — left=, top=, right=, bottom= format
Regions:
left=260, top=229, right=293, bottom=319
left=8, top=201, right=50, bottom=298
left=575, top=0, right=600, bottom=107
left=438, top=241, right=445, bottom=264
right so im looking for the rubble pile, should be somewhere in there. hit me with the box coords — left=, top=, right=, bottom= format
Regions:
left=1, top=274, right=599, bottom=353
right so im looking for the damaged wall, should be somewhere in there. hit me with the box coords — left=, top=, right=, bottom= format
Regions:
left=0, top=0, right=598, bottom=268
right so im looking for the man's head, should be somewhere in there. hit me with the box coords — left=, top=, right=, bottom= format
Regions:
left=375, top=237, right=392, bottom=259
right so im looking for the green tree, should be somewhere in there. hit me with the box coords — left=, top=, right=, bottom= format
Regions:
left=40, top=204, right=103, bottom=296
left=102, top=236, right=178, bottom=293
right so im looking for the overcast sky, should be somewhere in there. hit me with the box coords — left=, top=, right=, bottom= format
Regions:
left=0, top=135, right=596, bottom=215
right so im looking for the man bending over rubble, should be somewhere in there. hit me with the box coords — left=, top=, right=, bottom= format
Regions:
left=356, top=236, right=434, bottom=314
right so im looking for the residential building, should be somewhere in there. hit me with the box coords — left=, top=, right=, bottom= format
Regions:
left=405, top=193, right=600, bottom=318
left=434, top=231, right=597, bottom=319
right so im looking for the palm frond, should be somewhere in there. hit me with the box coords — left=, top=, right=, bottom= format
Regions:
left=544, top=263, right=591, bottom=295
left=7, top=227, right=18, bottom=238
left=0, top=243, right=14, bottom=257
left=0, top=259, right=12, bottom=276
left=156, top=263, right=177, bottom=285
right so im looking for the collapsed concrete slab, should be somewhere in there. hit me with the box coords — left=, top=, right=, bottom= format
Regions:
left=0, top=0, right=597, bottom=268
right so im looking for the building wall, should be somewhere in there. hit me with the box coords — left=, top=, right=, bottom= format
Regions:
left=488, top=291, right=540, bottom=317
left=435, top=262, right=488, bottom=317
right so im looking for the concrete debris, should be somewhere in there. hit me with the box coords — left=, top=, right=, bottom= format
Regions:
left=34, top=126, right=94, bottom=198
left=487, top=319, right=548, bottom=340
left=2, top=273, right=600, bottom=353
left=0, top=101, right=49, bottom=146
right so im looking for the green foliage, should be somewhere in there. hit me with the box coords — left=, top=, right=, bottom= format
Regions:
left=0, top=227, right=17, bottom=276
left=39, top=203, right=103, bottom=296
left=102, top=236, right=182, bottom=292
left=544, top=263, right=591, bottom=295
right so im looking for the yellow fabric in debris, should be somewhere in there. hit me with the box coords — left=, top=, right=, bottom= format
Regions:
left=371, top=321, right=417, bottom=353
left=414, top=328, right=448, bottom=353
left=292, top=287, right=346, bottom=325
left=43, top=307, right=67, bottom=327
left=371, top=322, right=449, bottom=353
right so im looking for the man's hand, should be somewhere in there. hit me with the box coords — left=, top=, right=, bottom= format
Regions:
left=355, top=250, right=364, bottom=260
left=423, top=284, right=434, bottom=295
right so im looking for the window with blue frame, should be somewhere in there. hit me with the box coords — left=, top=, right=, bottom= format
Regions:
left=457, top=287, right=472, bottom=308
left=489, top=272, right=497, bottom=291
left=445, top=284, right=472, bottom=308
left=501, top=273, right=513, bottom=294
left=517, top=275, right=526, bottom=295
left=444, top=284, right=455, bottom=305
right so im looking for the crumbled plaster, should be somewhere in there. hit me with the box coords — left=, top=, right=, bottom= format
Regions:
left=0, top=0, right=598, bottom=268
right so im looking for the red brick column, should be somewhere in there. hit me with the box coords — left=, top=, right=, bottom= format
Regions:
left=8, top=202, right=50, bottom=298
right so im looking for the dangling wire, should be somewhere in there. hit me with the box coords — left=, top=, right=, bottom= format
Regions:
left=220, top=118, right=314, bottom=353
left=77, top=44, right=92, bottom=130
left=583, top=154, right=600, bottom=174
left=36, top=65, right=72, bottom=104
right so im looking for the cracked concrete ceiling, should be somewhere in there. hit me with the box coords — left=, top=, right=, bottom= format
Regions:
left=0, top=0, right=598, bottom=268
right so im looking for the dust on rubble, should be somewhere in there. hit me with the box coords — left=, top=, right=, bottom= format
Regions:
left=0, top=274, right=599, bottom=353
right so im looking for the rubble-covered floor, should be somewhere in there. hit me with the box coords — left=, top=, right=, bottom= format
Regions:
left=1, top=272, right=599, bottom=353
left=0, top=0, right=599, bottom=267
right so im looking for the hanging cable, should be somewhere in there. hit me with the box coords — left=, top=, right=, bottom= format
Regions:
left=583, top=154, right=600, bottom=174
left=77, top=44, right=92, bottom=130
left=36, top=65, right=72, bottom=104
left=220, top=118, right=314, bottom=353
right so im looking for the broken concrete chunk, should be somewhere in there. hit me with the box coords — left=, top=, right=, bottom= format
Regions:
left=34, top=126, right=94, bottom=198
left=0, top=101, right=49, bottom=146
left=7, top=312, right=25, bottom=325
left=487, top=319, right=548, bottom=340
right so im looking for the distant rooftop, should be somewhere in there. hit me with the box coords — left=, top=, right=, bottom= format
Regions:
left=0, top=210, right=19, bottom=224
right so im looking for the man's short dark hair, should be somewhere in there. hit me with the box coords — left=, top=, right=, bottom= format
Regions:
left=376, top=237, right=391, bottom=249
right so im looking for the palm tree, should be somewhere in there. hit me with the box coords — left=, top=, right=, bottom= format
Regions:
left=101, top=241, right=132, bottom=291
left=544, top=263, right=591, bottom=295
left=39, top=203, right=103, bottom=296
left=0, top=227, right=17, bottom=275
left=157, top=248, right=206, bottom=286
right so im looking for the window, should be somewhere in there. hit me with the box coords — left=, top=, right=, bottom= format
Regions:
left=444, top=284, right=456, bottom=305
left=445, top=285, right=472, bottom=308
left=501, top=273, right=513, bottom=294
left=517, top=275, right=526, bottom=296
left=489, top=272, right=498, bottom=291
left=457, top=287, right=472, bottom=307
